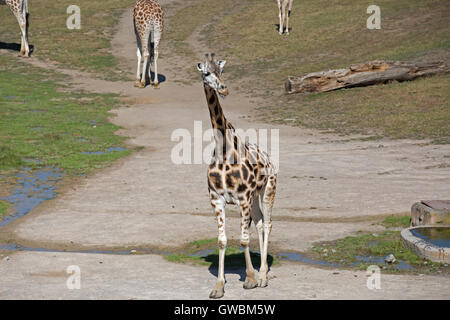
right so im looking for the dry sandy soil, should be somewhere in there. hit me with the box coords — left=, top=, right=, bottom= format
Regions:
left=0, top=1, right=449, bottom=299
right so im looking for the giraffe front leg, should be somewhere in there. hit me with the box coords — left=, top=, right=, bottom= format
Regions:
left=152, top=48, right=160, bottom=89
left=277, top=1, right=283, bottom=35
left=152, top=28, right=161, bottom=89
left=240, top=201, right=258, bottom=290
left=286, top=11, right=290, bottom=35
left=209, top=194, right=226, bottom=299
left=16, top=17, right=26, bottom=57
left=140, top=51, right=150, bottom=88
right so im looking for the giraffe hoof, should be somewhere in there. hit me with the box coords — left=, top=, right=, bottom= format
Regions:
left=134, top=80, right=141, bottom=87
left=243, top=277, right=258, bottom=290
left=138, top=82, right=146, bottom=88
left=209, top=288, right=224, bottom=299
left=258, top=278, right=268, bottom=288
left=153, top=83, right=160, bottom=89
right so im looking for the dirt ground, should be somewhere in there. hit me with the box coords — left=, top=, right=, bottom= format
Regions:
left=1, top=1, right=450, bottom=299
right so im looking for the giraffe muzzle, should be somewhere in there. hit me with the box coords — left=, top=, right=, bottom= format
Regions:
left=218, top=88, right=229, bottom=98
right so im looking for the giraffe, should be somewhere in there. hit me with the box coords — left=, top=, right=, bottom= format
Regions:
left=133, top=0, right=163, bottom=88
left=2, top=0, right=30, bottom=57
left=277, top=0, right=294, bottom=35
left=197, top=54, right=278, bottom=299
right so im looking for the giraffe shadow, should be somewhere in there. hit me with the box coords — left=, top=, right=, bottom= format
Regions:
left=0, top=42, right=34, bottom=55
left=149, top=71, right=166, bottom=84
left=206, top=251, right=275, bottom=282
left=274, top=24, right=292, bottom=33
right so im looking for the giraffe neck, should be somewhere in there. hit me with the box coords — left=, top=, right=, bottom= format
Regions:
left=203, top=84, right=234, bottom=139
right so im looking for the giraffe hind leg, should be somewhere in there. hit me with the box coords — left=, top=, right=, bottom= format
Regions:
left=152, top=24, right=161, bottom=89
left=240, top=196, right=258, bottom=290
left=258, top=175, right=276, bottom=287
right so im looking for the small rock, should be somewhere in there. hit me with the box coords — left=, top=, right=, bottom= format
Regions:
left=332, top=272, right=339, bottom=275
left=417, top=274, right=424, bottom=277
left=384, top=254, right=396, bottom=264
left=331, top=249, right=336, bottom=253
left=130, top=250, right=137, bottom=254
left=323, top=253, right=328, bottom=257
left=423, top=261, right=428, bottom=265
left=2, top=256, right=10, bottom=261
left=323, top=249, right=328, bottom=252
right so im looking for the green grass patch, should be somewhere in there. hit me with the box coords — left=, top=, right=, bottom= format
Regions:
left=166, top=0, right=450, bottom=142
left=0, top=54, right=131, bottom=176
left=0, top=0, right=135, bottom=80
left=0, top=200, right=9, bottom=218
left=165, top=238, right=279, bottom=268
left=381, top=215, right=411, bottom=228
left=309, top=230, right=449, bottom=274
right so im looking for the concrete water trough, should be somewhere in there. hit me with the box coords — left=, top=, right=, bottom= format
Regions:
left=402, top=201, right=450, bottom=263
left=401, top=226, right=450, bottom=263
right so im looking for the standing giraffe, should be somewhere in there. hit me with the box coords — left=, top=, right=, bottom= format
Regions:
left=277, top=0, right=294, bottom=35
left=133, top=0, right=163, bottom=88
left=2, top=0, right=30, bottom=57
left=197, top=54, right=278, bottom=299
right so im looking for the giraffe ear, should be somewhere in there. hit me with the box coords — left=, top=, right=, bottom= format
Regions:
left=197, top=63, right=204, bottom=72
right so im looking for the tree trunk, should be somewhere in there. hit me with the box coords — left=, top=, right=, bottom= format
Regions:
left=285, top=60, right=449, bottom=94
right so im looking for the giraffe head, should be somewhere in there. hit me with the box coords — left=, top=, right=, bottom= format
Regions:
left=197, top=53, right=229, bottom=98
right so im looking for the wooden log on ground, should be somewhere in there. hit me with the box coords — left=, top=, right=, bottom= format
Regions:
left=285, top=60, right=449, bottom=94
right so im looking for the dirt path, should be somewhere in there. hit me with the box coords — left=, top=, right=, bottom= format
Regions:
left=1, top=1, right=449, bottom=299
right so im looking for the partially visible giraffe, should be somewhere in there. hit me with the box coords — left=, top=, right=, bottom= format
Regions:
left=277, top=0, right=294, bottom=35
left=133, top=0, right=164, bottom=89
left=197, top=54, right=278, bottom=299
left=3, top=0, right=30, bottom=57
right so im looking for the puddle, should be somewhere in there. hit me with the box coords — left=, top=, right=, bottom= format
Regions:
left=354, top=255, right=414, bottom=270
left=31, top=126, right=42, bottom=130
left=277, top=252, right=340, bottom=267
left=0, top=167, right=63, bottom=227
left=81, top=147, right=127, bottom=155
left=411, top=227, right=450, bottom=248
left=55, top=105, right=65, bottom=108
left=190, top=249, right=216, bottom=257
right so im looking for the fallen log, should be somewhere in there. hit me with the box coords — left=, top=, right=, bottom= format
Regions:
left=285, top=60, right=449, bottom=94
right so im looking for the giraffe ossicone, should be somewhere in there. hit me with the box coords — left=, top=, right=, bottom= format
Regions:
left=3, top=0, right=30, bottom=57
left=197, top=53, right=278, bottom=299
left=133, top=0, right=164, bottom=89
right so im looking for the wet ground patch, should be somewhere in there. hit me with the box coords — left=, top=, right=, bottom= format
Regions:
left=307, top=224, right=450, bottom=275
left=0, top=54, right=131, bottom=227
left=0, top=167, right=63, bottom=227
left=165, top=238, right=279, bottom=269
